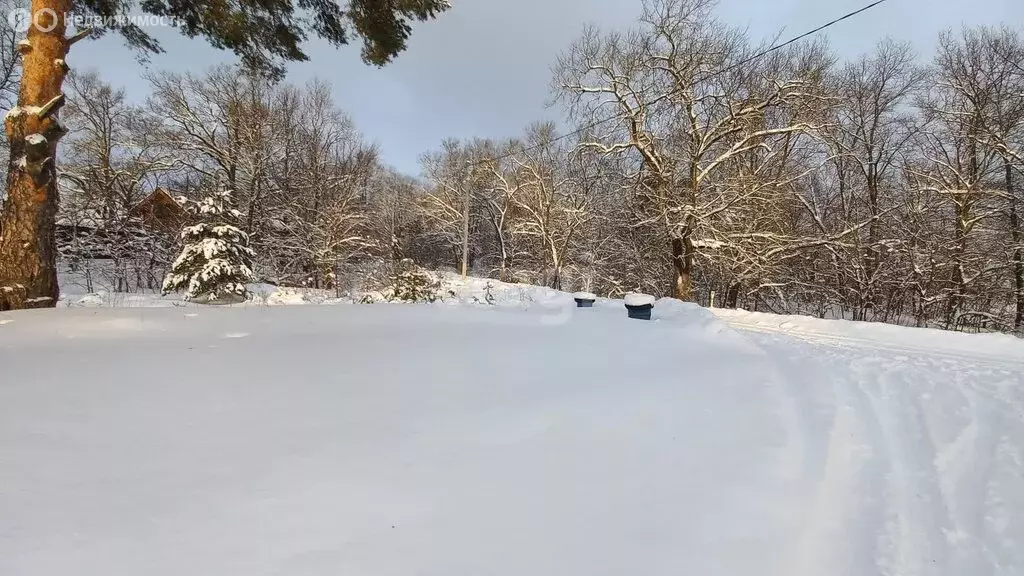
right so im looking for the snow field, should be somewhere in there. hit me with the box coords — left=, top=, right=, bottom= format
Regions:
left=1, top=277, right=1023, bottom=575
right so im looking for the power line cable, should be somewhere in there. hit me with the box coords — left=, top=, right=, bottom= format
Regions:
left=466, top=0, right=892, bottom=167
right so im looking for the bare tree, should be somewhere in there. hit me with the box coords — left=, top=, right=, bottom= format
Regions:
left=911, top=28, right=1015, bottom=329
left=498, top=123, right=590, bottom=289
left=555, top=0, right=827, bottom=300
left=982, top=28, right=1024, bottom=332
left=364, top=167, right=422, bottom=266
left=147, top=66, right=255, bottom=205
left=821, top=39, right=926, bottom=320
left=265, top=80, right=378, bottom=287
left=60, top=70, right=177, bottom=291
left=419, top=139, right=494, bottom=272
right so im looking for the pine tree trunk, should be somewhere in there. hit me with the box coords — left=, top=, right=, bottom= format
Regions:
left=0, top=1, right=71, bottom=310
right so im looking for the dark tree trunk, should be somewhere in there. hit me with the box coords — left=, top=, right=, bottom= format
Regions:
left=0, top=1, right=72, bottom=310
left=670, top=233, right=694, bottom=301
left=725, top=282, right=740, bottom=309
left=1007, top=161, right=1023, bottom=332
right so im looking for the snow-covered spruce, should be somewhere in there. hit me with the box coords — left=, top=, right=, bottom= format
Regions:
left=387, top=259, right=442, bottom=303
left=162, top=189, right=255, bottom=304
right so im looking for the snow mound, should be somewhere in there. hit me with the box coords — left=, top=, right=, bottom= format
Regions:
left=437, top=273, right=570, bottom=309
left=262, top=286, right=308, bottom=306
left=73, top=292, right=107, bottom=307
left=712, top=307, right=1024, bottom=364
left=624, top=292, right=656, bottom=306
left=66, top=291, right=182, bottom=308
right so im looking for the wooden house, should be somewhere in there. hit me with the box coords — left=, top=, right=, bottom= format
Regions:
left=128, top=188, right=189, bottom=234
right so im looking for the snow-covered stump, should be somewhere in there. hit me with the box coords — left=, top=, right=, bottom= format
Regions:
left=624, top=293, right=655, bottom=320
left=573, top=291, right=596, bottom=308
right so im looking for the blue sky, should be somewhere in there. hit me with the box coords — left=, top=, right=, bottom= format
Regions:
left=75, top=0, right=1022, bottom=175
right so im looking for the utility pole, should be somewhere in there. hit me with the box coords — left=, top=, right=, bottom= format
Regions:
left=460, top=162, right=472, bottom=279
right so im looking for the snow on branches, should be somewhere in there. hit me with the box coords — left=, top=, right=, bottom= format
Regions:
left=162, top=189, right=256, bottom=303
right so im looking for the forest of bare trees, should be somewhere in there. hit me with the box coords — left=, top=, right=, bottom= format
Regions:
left=29, top=0, right=1024, bottom=334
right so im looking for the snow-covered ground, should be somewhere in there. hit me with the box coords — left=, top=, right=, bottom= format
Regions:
left=2, top=282, right=1023, bottom=576
left=710, top=309, right=1024, bottom=575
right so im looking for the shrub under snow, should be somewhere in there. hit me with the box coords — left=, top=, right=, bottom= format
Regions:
left=387, top=259, right=442, bottom=303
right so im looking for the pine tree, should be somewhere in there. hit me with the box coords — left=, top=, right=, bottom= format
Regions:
left=162, top=189, right=256, bottom=303
left=388, top=258, right=441, bottom=303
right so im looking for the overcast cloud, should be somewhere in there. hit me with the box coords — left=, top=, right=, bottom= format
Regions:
left=77, top=0, right=1022, bottom=174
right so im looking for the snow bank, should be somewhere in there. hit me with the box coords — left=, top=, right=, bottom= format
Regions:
left=712, top=307, right=1024, bottom=363
left=261, top=286, right=308, bottom=306
left=436, top=272, right=571, bottom=310
left=53, top=261, right=1024, bottom=361
left=66, top=290, right=182, bottom=308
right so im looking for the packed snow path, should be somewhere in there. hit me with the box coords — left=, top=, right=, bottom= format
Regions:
left=715, top=319, right=1024, bottom=576
left=1, top=301, right=1023, bottom=576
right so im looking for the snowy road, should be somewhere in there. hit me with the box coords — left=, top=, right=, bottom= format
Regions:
left=715, top=313, right=1024, bottom=575
left=772, top=334, right=1022, bottom=575
left=1, top=302, right=1023, bottom=576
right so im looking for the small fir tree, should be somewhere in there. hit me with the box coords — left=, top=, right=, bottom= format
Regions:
left=388, top=258, right=441, bottom=303
left=162, top=189, right=256, bottom=303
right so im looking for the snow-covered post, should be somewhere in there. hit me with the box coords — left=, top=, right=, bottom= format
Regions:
left=573, top=291, right=596, bottom=308
left=624, top=293, right=655, bottom=320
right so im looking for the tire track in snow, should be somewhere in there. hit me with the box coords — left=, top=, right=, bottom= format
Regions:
left=786, top=402, right=862, bottom=576
left=855, top=358, right=950, bottom=576
left=743, top=338, right=822, bottom=576
left=721, top=316, right=1024, bottom=425
left=871, top=356, right=1015, bottom=576
left=733, top=324, right=1024, bottom=576
left=988, top=433, right=1024, bottom=570
left=744, top=332, right=885, bottom=576
left=921, top=366, right=1024, bottom=573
